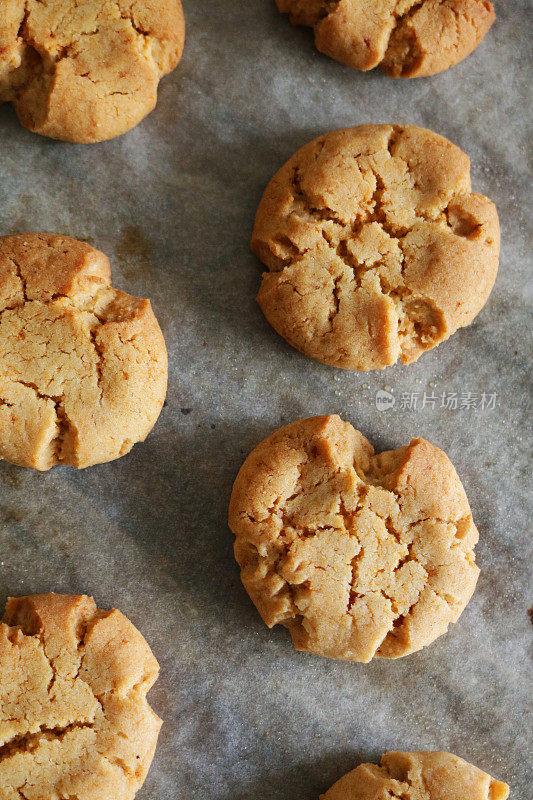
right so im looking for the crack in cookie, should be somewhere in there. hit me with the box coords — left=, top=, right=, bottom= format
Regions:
left=0, top=233, right=168, bottom=470
left=0, top=724, right=96, bottom=764
left=0, top=594, right=161, bottom=800
left=252, top=124, right=500, bottom=371
left=320, top=750, right=510, bottom=799
left=0, top=0, right=185, bottom=142
left=229, top=415, right=480, bottom=662
left=276, top=0, right=495, bottom=77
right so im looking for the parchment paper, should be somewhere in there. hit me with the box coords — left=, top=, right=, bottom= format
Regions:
left=0, top=1, right=531, bottom=798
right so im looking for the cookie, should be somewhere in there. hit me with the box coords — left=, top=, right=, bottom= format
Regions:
left=229, top=415, right=480, bottom=662
left=252, top=124, right=499, bottom=370
left=0, top=593, right=161, bottom=800
left=0, top=0, right=185, bottom=142
left=276, top=0, right=495, bottom=77
left=321, top=750, right=509, bottom=799
left=0, top=233, right=167, bottom=470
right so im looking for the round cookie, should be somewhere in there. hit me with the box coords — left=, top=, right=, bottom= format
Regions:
left=0, top=593, right=161, bottom=800
left=0, top=233, right=167, bottom=470
left=321, top=750, right=509, bottom=799
left=252, top=124, right=499, bottom=371
left=229, top=415, right=480, bottom=662
left=276, top=0, right=495, bottom=77
left=0, top=0, right=185, bottom=142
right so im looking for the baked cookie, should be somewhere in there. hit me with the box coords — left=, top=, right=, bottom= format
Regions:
left=276, top=0, right=495, bottom=77
left=321, top=750, right=509, bottom=799
left=252, top=124, right=499, bottom=370
left=0, top=593, right=161, bottom=800
left=229, top=415, right=480, bottom=661
left=0, top=233, right=167, bottom=470
left=0, top=0, right=185, bottom=142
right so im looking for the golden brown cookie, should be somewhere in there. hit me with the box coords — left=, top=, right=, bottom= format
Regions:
left=0, top=593, right=161, bottom=800
left=321, top=750, right=509, bottom=799
left=0, top=0, right=185, bottom=142
left=0, top=233, right=167, bottom=470
left=276, top=0, right=495, bottom=77
left=229, top=415, right=480, bottom=662
left=252, top=124, right=499, bottom=370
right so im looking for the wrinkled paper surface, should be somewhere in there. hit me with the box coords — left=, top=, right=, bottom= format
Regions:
left=0, top=1, right=531, bottom=798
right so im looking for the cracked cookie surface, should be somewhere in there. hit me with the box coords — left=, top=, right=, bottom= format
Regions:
left=0, top=0, right=185, bottom=142
left=229, top=415, right=480, bottom=661
left=0, top=233, right=167, bottom=470
left=276, top=0, right=495, bottom=77
left=0, top=593, right=161, bottom=800
left=252, top=124, right=499, bottom=371
left=321, top=750, right=510, bottom=799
